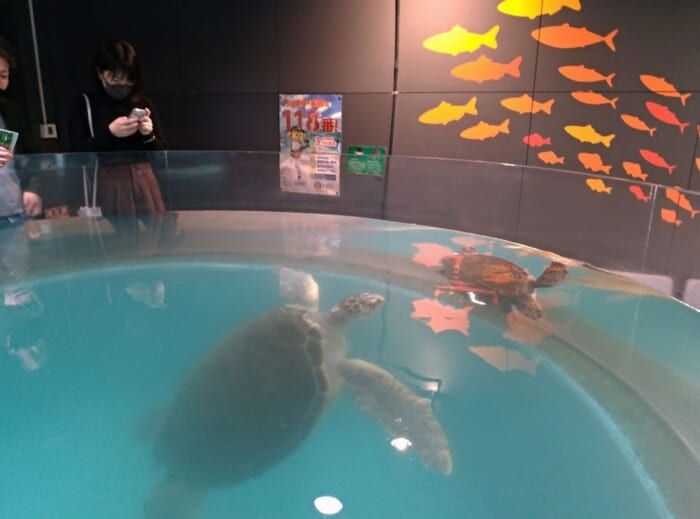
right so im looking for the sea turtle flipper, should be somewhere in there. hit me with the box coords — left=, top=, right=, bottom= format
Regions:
left=534, top=261, right=568, bottom=288
left=144, top=475, right=205, bottom=519
left=338, top=358, right=453, bottom=475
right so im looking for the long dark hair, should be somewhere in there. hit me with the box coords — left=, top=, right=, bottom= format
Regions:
left=92, top=40, right=143, bottom=93
left=0, top=36, right=17, bottom=69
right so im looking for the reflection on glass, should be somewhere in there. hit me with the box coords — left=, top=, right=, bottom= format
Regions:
left=390, top=437, right=413, bottom=452
left=125, top=280, right=166, bottom=309
left=313, top=495, right=343, bottom=515
left=469, top=345, right=541, bottom=376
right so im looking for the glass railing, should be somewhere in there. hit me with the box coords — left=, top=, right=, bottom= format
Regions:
left=10, top=150, right=700, bottom=305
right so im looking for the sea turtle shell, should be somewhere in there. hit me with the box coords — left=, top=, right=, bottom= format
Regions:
left=151, top=305, right=334, bottom=488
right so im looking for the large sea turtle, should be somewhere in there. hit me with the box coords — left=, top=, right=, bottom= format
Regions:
left=437, top=247, right=568, bottom=319
left=143, top=269, right=452, bottom=518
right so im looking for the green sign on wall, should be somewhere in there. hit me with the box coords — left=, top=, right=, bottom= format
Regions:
left=347, top=145, right=387, bottom=176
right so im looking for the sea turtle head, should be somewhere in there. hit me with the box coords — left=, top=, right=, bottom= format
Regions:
left=327, top=293, right=384, bottom=327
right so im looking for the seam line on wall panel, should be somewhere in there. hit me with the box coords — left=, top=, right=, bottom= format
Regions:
left=515, top=0, right=545, bottom=241
left=383, top=0, right=400, bottom=220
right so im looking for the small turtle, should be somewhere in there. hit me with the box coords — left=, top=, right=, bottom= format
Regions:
left=143, top=270, right=452, bottom=518
left=437, top=247, right=568, bottom=319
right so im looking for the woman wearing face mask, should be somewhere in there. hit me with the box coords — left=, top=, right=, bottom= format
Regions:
left=68, top=40, right=165, bottom=215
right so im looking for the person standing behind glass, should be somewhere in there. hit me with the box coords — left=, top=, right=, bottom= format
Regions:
left=0, top=36, right=42, bottom=224
left=68, top=40, right=165, bottom=216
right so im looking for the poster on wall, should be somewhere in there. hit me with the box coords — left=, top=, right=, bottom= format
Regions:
left=279, top=94, right=342, bottom=196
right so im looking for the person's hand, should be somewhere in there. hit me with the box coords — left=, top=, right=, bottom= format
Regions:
left=109, top=116, right=139, bottom=138
left=23, top=191, right=42, bottom=217
left=138, top=108, right=154, bottom=136
left=0, top=146, right=13, bottom=167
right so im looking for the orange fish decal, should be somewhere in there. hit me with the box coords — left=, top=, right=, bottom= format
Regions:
left=586, top=178, right=612, bottom=194
left=621, top=161, right=648, bottom=181
left=451, top=55, right=522, bottom=83
left=620, top=114, right=656, bottom=137
left=460, top=119, right=510, bottom=140
left=639, top=74, right=691, bottom=106
left=564, top=124, right=615, bottom=147
left=418, top=97, right=478, bottom=125
left=629, top=185, right=650, bottom=202
left=538, top=150, right=564, bottom=165
left=696, top=157, right=700, bottom=171
left=666, top=188, right=699, bottom=218
left=570, top=90, right=618, bottom=109
left=645, top=102, right=689, bottom=134
left=523, top=133, right=551, bottom=147
left=500, top=93, right=554, bottom=115
left=660, top=208, right=681, bottom=226
left=411, top=298, right=472, bottom=335
left=411, top=243, right=455, bottom=268
left=423, top=25, right=500, bottom=56
left=532, top=24, right=618, bottom=51
left=559, top=65, right=614, bottom=88
left=497, top=0, right=581, bottom=19
left=578, top=152, right=611, bottom=174
left=639, top=149, right=676, bottom=175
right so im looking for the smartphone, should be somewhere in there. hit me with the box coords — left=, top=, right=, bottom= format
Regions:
left=129, top=108, right=147, bottom=120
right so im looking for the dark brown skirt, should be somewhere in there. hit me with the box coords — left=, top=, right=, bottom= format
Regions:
left=98, top=162, right=165, bottom=216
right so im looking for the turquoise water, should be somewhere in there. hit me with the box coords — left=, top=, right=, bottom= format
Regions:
left=0, top=262, right=680, bottom=518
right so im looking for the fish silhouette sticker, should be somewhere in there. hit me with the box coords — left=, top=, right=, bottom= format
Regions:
left=537, top=150, right=564, bottom=165
left=497, top=0, right=581, bottom=19
left=640, top=149, right=676, bottom=175
left=451, top=55, right=522, bottom=83
left=532, top=24, right=618, bottom=51
left=645, top=102, right=689, bottom=134
left=565, top=124, right=615, bottom=147
left=523, top=133, right=551, bottom=148
left=500, top=94, right=554, bottom=115
left=586, top=178, right=612, bottom=194
left=622, top=161, right=648, bottom=181
left=468, top=345, right=541, bottom=376
left=559, top=65, right=614, bottom=87
left=570, top=90, right=618, bottom=109
left=419, top=97, right=478, bottom=125
left=639, top=74, right=691, bottom=106
left=660, top=208, right=681, bottom=226
left=696, top=157, right=700, bottom=171
left=578, top=152, right=612, bottom=174
left=411, top=298, right=472, bottom=335
left=423, top=25, right=500, bottom=56
left=620, top=114, right=656, bottom=137
left=666, top=188, right=699, bottom=218
left=629, top=185, right=650, bottom=202
left=460, top=119, right=510, bottom=140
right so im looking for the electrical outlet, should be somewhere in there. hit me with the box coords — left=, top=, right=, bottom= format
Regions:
left=39, top=123, right=57, bottom=139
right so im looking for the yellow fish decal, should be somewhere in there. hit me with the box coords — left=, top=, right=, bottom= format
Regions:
left=639, top=74, right=691, bottom=106
left=451, top=55, right=522, bottom=83
left=460, top=119, right=510, bottom=141
left=418, top=97, right=478, bottom=125
left=500, top=94, right=554, bottom=115
left=586, top=178, right=612, bottom=194
left=537, top=151, right=564, bottom=165
left=497, top=0, right=581, bottom=19
left=423, top=25, right=500, bottom=56
left=564, top=124, right=615, bottom=147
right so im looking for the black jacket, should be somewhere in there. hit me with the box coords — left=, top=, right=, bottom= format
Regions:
left=67, top=88, right=166, bottom=155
